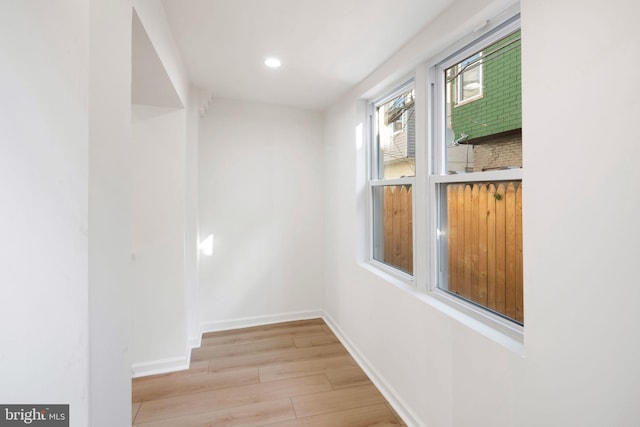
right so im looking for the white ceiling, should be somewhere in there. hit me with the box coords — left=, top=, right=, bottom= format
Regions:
left=161, top=0, right=453, bottom=111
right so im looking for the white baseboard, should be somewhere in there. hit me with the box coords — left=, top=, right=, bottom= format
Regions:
left=131, top=354, right=190, bottom=378
left=131, top=340, right=196, bottom=378
left=199, top=309, right=324, bottom=334
left=188, top=334, right=201, bottom=349
left=322, top=312, right=421, bottom=427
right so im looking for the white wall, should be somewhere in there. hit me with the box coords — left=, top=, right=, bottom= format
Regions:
left=198, top=99, right=324, bottom=329
left=130, top=106, right=188, bottom=373
left=130, top=2, right=198, bottom=377
left=185, top=88, right=201, bottom=346
left=0, top=1, right=91, bottom=424
left=0, top=1, right=134, bottom=426
left=88, top=0, right=133, bottom=425
left=516, top=0, right=640, bottom=425
left=323, top=1, right=640, bottom=427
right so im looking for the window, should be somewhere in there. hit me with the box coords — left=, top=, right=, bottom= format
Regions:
left=369, top=83, right=415, bottom=276
left=432, top=25, right=523, bottom=324
left=363, top=13, right=522, bottom=333
left=450, top=52, right=483, bottom=105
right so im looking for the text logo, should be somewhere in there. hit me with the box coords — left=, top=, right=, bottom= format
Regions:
left=0, top=405, right=68, bottom=426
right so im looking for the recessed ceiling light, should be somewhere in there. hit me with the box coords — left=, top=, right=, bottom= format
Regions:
left=264, top=57, right=281, bottom=68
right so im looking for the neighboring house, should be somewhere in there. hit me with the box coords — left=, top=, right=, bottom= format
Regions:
left=381, top=90, right=416, bottom=178
left=447, top=30, right=522, bottom=172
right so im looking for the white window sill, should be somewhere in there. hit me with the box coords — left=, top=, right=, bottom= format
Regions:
left=362, top=259, right=415, bottom=288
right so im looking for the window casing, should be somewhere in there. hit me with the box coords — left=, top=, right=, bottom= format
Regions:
left=364, top=12, right=523, bottom=337
left=369, top=82, right=416, bottom=277
left=430, top=20, right=523, bottom=325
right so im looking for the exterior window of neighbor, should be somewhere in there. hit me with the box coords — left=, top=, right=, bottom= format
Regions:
left=370, top=83, right=415, bottom=276
left=433, top=27, right=523, bottom=324
left=452, top=52, right=483, bottom=105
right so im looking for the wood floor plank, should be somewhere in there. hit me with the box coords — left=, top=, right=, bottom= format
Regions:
left=264, top=403, right=403, bottom=427
left=186, top=398, right=296, bottom=427
left=292, top=334, right=339, bottom=348
left=133, top=359, right=209, bottom=394
left=132, top=402, right=141, bottom=422
left=208, top=343, right=348, bottom=373
left=192, top=336, right=296, bottom=361
left=202, top=320, right=325, bottom=341
left=133, top=367, right=260, bottom=402
left=135, top=375, right=332, bottom=424
left=202, top=324, right=328, bottom=347
left=259, top=354, right=358, bottom=382
left=325, top=366, right=372, bottom=389
left=134, top=416, right=188, bottom=427
left=385, top=403, right=407, bottom=426
left=291, top=384, right=386, bottom=418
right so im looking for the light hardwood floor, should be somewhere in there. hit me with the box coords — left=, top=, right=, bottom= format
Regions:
left=132, top=318, right=406, bottom=426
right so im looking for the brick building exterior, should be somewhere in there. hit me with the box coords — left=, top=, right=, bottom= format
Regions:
left=449, top=30, right=522, bottom=172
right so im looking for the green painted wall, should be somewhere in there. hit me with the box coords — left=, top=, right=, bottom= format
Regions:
left=451, top=30, right=521, bottom=140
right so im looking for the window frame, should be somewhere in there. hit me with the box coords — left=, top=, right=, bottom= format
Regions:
left=453, top=52, right=483, bottom=106
left=367, top=79, right=416, bottom=282
left=359, top=9, right=524, bottom=345
left=427, top=16, right=523, bottom=336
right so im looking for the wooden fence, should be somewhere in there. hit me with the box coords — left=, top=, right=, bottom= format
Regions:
left=379, top=181, right=523, bottom=324
left=381, top=185, right=413, bottom=274
left=447, top=182, right=523, bottom=323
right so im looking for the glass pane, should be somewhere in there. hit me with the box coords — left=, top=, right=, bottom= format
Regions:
left=438, top=181, right=523, bottom=324
left=458, top=54, right=482, bottom=102
left=375, top=88, right=415, bottom=179
left=445, top=30, right=522, bottom=174
left=372, top=184, right=413, bottom=275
